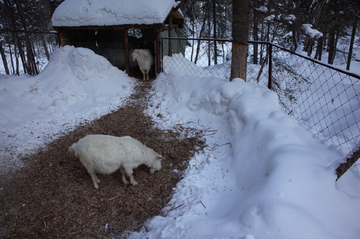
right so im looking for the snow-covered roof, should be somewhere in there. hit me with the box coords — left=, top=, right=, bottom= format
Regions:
left=52, top=0, right=181, bottom=27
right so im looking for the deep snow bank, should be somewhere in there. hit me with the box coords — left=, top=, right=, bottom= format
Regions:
left=0, top=46, right=134, bottom=174
left=131, top=68, right=360, bottom=239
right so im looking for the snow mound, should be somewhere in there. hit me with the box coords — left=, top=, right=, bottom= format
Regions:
left=302, top=24, right=323, bottom=39
left=0, top=46, right=134, bottom=174
left=130, top=68, right=360, bottom=239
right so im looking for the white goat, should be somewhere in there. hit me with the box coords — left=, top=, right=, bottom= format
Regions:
left=68, top=135, right=162, bottom=189
left=131, top=49, right=154, bottom=81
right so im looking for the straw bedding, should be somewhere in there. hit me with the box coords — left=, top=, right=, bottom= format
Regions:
left=0, top=81, right=206, bottom=238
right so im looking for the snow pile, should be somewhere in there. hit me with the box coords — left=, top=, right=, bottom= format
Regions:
left=163, top=53, right=231, bottom=79
left=163, top=54, right=209, bottom=77
left=52, top=0, right=181, bottom=27
left=130, top=68, right=360, bottom=239
left=0, top=46, right=134, bottom=174
left=302, top=24, right=323, bottom=39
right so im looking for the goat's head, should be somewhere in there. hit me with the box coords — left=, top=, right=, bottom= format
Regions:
left=150, top=155, right=163, bottom=174
left=131, top=49, right=140, bottom=62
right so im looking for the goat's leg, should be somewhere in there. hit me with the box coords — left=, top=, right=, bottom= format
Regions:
left=129, top=173, right=139, bottom=186
left=124, top=167, right=139, bottom=186
left=119, top=168, right=130, bottom=185
left=142, top=72, right=145, bottom=81
left=146, top=72, right=149, bottom=81
left=87, top=169, right=100, bottom=189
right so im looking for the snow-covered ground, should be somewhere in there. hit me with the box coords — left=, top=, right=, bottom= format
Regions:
left=1, top=45, right=360, bottom=239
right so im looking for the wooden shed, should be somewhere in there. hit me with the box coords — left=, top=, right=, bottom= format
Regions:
left=51, top=0, right=185, bottom=78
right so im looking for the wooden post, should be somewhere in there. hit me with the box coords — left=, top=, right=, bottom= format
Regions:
left=231, top=42, right=248, bottom=81
left=124, top=28, right=130, bottom=76
left=161, top=37, right=164, bottom=72
left=267, top=44, right=272, bottom=90
left=168, top=16, right=172, bottom=57
left=336, top=147, right=360, bottom=181
left=154, top=28, right=161, bottom=75
left=59, top=31, right=65, bottom=47
left=230, top=0, right=250, bottom=81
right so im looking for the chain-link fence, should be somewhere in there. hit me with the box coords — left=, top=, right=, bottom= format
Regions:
left=161, top=37, right=360, bottom=157
left=267, top=44, right=360, bottom=156
left=0, top=30, right=59, bottom=75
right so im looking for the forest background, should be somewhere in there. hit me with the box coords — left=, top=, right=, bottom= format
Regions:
left=0, top=0, right=359, bottom=76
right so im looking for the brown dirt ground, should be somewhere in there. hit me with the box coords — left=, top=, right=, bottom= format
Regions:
left=0, top=81, right=206, bottom=238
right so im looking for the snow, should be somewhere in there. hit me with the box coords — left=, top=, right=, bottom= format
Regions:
left=302, top=24, right=323, bottom=39
left=264, top=15, right=275, bottom=22
left=285, top=14, right=296, bottom=21
left=1, top=46, right=360, bottom=238
left=130, top=67, right=360, bottom=239
left=52, top=0, right=181, bottom=27
left=256, top=6, right=268, bottom=13
left=0, top=46, right=134, bottom=173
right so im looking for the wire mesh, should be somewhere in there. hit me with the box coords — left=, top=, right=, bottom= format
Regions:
left=161, top=37, right=232, bottom=79
left=271, top=46, right=360, bottom=155
left=161, top=38, right=360, bottom=156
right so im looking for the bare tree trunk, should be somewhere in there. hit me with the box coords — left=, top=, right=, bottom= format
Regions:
left=14, top=0, right=38, bottom=75
left=12, top=40, right=20, bottom=75
left=260, top=21, right=264, bottom=64
left=42, top=35, right=51, bottom=61
left=4, top=0, right=27, bottom=75
left=304, top=0, right=328, bottom=56
left=291, top=25, right=298, bottom=51
left=194, top=3, right=208, bottom=64
left=222, top=42, right=225, bottom=62
left=191, top=5, right=195, bottom=62
left=208, top=0, right=211, bottom=66
left=314, top=37, right=323, bottom=60
left=213, top=0, right=217, bottom=65
left=256, top=22, right=279, bottom=83
left=253, top=0, right=258, bottom=64
left=230, top=0, right=250, bottom=81
left=8, top=41, right=15, bottom=74
left=305, top=38, right=315, bottom=57
left=347, top=18, right=358, bottom=70
left=328, top=29, right=338, bottom=65
left=0, top=41, right=10, bottom=74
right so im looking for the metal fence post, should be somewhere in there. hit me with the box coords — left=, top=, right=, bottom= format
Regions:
left=268, top=43, right=272, bottom=90
left=161, top=38, right=164, bottom=72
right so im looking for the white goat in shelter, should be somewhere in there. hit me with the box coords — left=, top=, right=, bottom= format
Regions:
left=131, top=49, right=154, bottom=81
left=68, top=135, right=162, bottom=189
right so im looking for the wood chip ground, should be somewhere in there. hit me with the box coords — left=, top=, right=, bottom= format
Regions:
left=0, top=81, right=206, bottom=238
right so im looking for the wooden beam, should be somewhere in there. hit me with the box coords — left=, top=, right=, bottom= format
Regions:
left=53, top=23, right=165, bottom=31
left=154, top=28, right=161, bottom=75
left=124, top=28, right=130, bottom=75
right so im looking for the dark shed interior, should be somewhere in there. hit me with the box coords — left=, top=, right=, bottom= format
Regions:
left=54, top=6, right=185, bottom=79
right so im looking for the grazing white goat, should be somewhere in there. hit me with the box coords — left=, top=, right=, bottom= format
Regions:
left=68, top=135, right=162, bottom=189
left=131, top=49, right=154, bottom=81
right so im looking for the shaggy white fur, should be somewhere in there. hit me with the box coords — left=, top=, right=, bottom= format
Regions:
left=69, top=135, right=162, bottom=189
left=131, top=49, right=154, bottom=81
